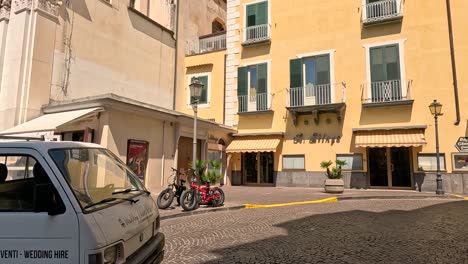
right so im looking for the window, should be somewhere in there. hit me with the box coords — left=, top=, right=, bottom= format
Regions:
left=282, top=155, right=305, bottom=170
left=237, top=63, right=268, bottom=112
left=417, top=154, right=446, bottom=171
left=0, top=155, right=45, bottom=212
left=452, top=153, right=468, bottom=171
left=369, top=44, right=401, bottom=102
left=289, top=54, right=331, bottom=106
left=188, top=74, right=210, bottom=106
left=245, top=1, right=269, bottom=42
left=336, top=154, right=364, bottom=171
left=207, top=150, right=223, bottom=175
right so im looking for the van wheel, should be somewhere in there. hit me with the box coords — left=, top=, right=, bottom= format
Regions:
left=180, top=189, right=198, bottom=211
left=157, top=188, right=174, bottom=209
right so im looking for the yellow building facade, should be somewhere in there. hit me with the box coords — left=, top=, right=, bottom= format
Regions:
left=183, top=0, right=468, bottom=192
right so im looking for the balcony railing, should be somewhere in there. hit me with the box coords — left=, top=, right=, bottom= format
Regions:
left=363, top=0, right=403, bottom=25
left=185, top=32, right=226, bottom=55
left=361, top=79, right=412, bottom=104
left=242, top=24, right=271, bottom=45
left=238, top=93, right=270, bottom=113
left=287, top=83, right=346, bottom=108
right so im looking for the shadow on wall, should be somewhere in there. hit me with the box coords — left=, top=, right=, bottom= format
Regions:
left=186, top=65, right=214, bottom=75
left=237, top=114, right=274, bottom=130
left=361, top=22, right=402, bottom=39
left=127, top=8, right=176, bottom=48
left=61, top=0, right=92, bottom=22
left=203, top=201, right=468, bottom=263
left=241, top=44, right=271, bottom=59
left=359, top=104, right=413, bottom=125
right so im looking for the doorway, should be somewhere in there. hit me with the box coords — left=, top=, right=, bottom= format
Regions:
left=242, top=152, right=274, bottom=185
left=369, top=147, right=412, bottom=188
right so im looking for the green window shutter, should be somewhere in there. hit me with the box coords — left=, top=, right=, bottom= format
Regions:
left=315, top=54, right=330, bottom=85
left=384, top=45, right=400, bottom=81
left=256, top=1, right=268, bottom=25
left=199, top=75, right=208, bottom=104
left=238, top=67, right=248, bottom=96
left=370, top=47, right=384, bottom=82
left=290, top=58, right=303, bottom=88
left=257, top=63, right=268, bottom=94
left=247, top=4, right=256, bottom=27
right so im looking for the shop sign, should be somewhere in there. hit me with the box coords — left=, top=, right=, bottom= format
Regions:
left=455, top=137, right=468, bottom=152
left=293, top=133, right=341, bottom=145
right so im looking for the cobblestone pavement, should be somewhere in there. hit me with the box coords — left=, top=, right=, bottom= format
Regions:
left=161, top=199, right=468, bottom=264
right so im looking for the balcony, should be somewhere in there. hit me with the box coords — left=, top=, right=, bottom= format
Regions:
left=361, top=79, right=413, bottom=108
left=238, top=93, right=272, bottom=114
left=185, top=32, right=226, bottom=55
left=362, top=0, right=403, bottom=26
left=242, top=24, right=271, bottom=46
left=286, top=83, right=346, bottom=126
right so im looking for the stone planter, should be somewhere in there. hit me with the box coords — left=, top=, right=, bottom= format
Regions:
left=324, top=179, right=344, bottom=193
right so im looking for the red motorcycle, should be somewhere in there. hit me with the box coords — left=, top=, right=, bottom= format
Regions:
left=180, top=169, right=225, bottom=211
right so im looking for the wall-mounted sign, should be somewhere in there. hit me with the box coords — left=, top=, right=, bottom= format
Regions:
left=127, top=139, right=149, bottom=182
left=455, top=137, right=468, bottom=152
left=293, top=133, right=341, bottom=145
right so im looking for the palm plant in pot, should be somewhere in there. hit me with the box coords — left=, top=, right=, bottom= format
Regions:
left=320, top=159, right=347, bottom=193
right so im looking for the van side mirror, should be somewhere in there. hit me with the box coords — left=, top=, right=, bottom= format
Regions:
left=34, top=183, right=66, bottom=216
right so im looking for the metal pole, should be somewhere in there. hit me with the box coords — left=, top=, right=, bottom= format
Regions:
left=435, top=114, right=444, bottom=195
left=192, top=102, right=198, bottom=182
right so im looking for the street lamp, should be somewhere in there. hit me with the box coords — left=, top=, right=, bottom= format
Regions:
left=189, top=77, right=203, bottom=182
left=429, top=99, right=444, bottom=195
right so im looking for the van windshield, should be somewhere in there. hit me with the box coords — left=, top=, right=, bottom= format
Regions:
left=49, top=148, right=145, bottom=212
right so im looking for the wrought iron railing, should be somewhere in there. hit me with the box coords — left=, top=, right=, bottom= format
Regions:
left=362, top=79, right=412, bottom=103
left=238, top=93, right=270, bottom=113
left=243, top=24, right=270, bottom=44
left=364, top=0, right=402, bottom=22
left=185, top=33, right=226, bottom=55
left=287, top=83, right=346, bottom=107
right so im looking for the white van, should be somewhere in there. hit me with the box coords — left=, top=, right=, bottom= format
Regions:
left=0, top=141, right=164, bottom=264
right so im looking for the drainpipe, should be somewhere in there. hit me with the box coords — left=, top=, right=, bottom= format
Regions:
left=160, top=121, right=166, bottom=188
left=223, top=53, right=227, bottom=125
left=172, top=0, right=181, bottom=110
left=446, top=0, right=460, bottom=125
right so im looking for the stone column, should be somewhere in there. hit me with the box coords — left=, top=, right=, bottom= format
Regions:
left=0, top=0, right=60, bottom=131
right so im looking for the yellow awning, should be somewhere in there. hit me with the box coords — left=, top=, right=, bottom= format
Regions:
left=226, top=137, right=281, bottom=153
left=354, top=129, right=426, bottom=148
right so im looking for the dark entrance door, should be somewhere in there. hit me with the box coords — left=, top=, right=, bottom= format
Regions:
left=242, top=152, right=274, bottom=184
left=368, top=147, right=412, bottom=188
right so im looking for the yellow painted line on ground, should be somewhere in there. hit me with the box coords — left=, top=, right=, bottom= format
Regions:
left=450, top=194, right=468, bottom=200
left=244, top=196, right=338, bottom=209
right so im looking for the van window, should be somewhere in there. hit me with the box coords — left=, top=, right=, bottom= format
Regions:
left=0, top=155, right=51, bottom=212
left=49, top=148, right=146, bottom=212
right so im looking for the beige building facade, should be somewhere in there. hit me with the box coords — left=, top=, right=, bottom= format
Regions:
left=0, top=0, right=234, bottom=193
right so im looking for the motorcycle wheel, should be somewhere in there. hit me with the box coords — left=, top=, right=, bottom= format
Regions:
left=211, top=187, right=225, bottom=207
left=157, top=188, right=174, bottom=209
left=180, top=189, right=198, bottom=211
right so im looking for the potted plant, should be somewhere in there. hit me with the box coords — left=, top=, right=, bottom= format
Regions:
left=320, top=159, right=347, bottom=193
left=201, top=160, right=222, bottom=185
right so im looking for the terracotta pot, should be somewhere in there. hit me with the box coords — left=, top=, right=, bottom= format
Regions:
left=324, top=179, right=344, bottom=193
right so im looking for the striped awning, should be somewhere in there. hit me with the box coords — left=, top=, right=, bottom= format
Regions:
left=354, top=129, right=427, bottom=148
left=226, top=137, right=281, bottom=153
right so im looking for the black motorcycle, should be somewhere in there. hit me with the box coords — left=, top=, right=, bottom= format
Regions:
left=157, top=167, right=187, bottom=209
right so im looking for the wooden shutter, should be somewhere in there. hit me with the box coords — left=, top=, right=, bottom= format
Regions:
left=370, top=47, right=384, bottom=82
left=315, top=54, right=330, bottom=85
left=384, top=45, right=400, bottom=81
left=199, top=75, right=208, bottom=104
left=290, top=58, right=303, bottom=88
left=238, top=67, right=248, bottom=96
left=247, top=4, right=256, bottom=27
left=257, top=63, right=268, bottom=94
left=256, top=1, right=268, bottom=25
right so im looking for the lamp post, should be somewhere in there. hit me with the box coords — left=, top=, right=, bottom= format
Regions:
left=429, top=99, right=444, bottom=195
left=189, top=77, right=203, bottom=182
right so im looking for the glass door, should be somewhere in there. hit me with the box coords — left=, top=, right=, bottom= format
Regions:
left=369, top=148, right=388, bottom=187
left=243, top=153, right=258, bottom=184
left=368, top=147, right=412, bottom=188
left=391, top=147, right=412, bottom=187
left=243, top=152, right=274, bottom=184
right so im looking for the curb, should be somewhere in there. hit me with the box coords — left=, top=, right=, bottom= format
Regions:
left=160, top=205, right=245, bottom=220
left=244, top=197, right=338, bottom=209
left=337, top=195, right=462, bottom=201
